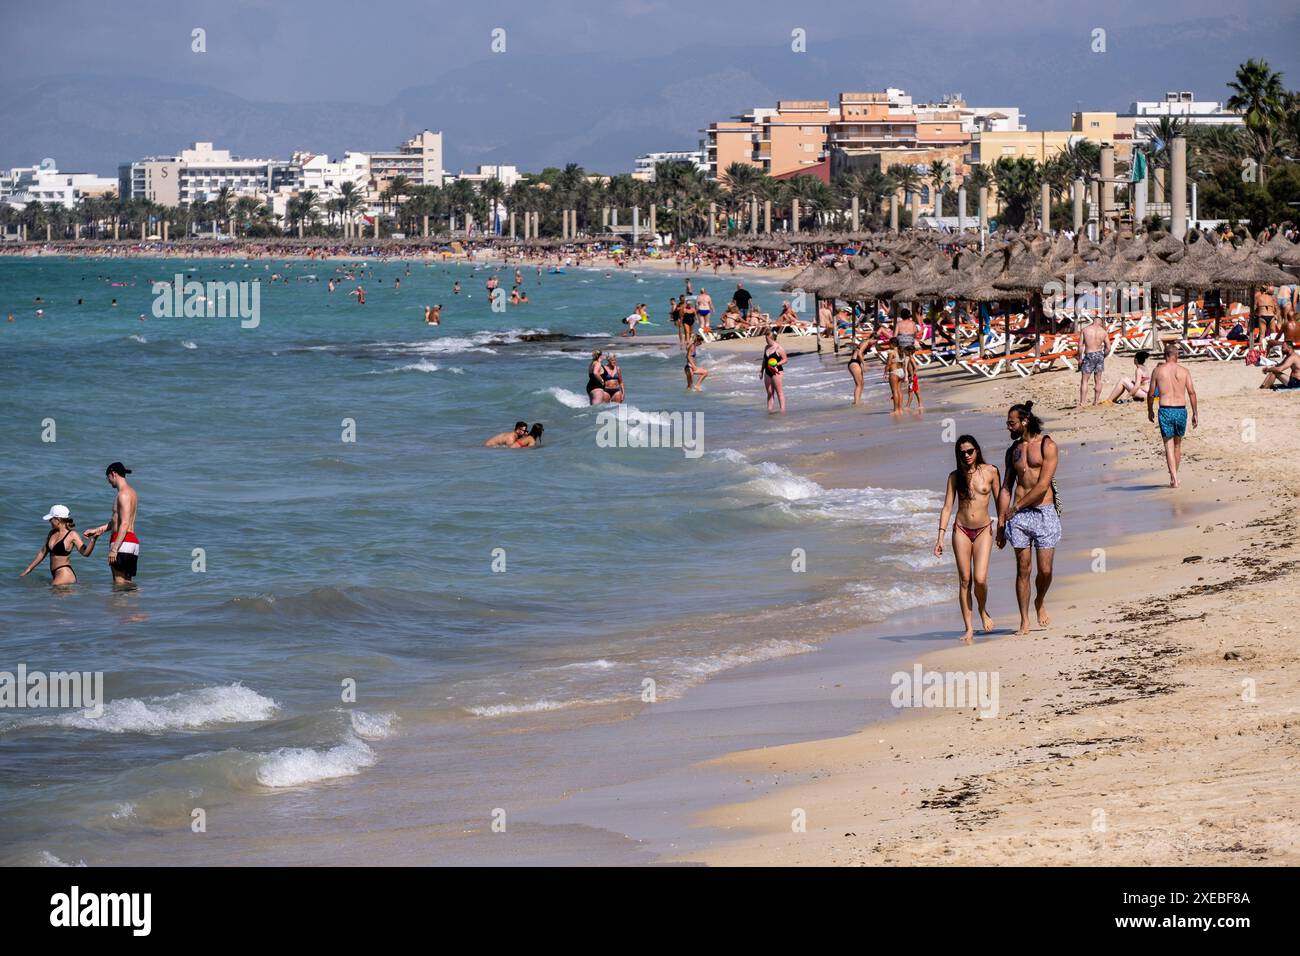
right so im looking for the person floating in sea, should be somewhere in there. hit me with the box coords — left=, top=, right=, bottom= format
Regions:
left=485, top=422, right=529, bottom=447
left=425, top=304, right=442, bottom=325
left=684, top=333, right=709, bottom=391
left=1077, top=313, right=1109, bottom=407
left=84, top=462, right=140, bottom=587
left=510, top=423, right=544, bottom=448
left=20, top=505, right=96, bottom=586
left=997, top=402, right=1059, bottom=635
left=760, top=329, right=787, bottom=413
left=452, top=281, right=461, bottom=295
left=935, top=436, right=1001, bottom=643
left=1147, top=342, right=1198, bottom=488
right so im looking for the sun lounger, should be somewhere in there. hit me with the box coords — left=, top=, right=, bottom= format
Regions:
left=958, top=350, right=1033, bottom=380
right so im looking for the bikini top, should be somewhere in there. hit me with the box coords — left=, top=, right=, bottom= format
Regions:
left=48, top=532, right=74, bottom=557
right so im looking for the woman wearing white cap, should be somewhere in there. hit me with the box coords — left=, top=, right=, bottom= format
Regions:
left=20, top=506, right=96, bottom=586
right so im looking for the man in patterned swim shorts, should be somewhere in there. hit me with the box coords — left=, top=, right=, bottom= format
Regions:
left=998, top=401, right=1060, bottom=636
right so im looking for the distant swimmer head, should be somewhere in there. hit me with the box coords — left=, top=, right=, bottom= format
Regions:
left=1007, top=400, right=1043, bottom=437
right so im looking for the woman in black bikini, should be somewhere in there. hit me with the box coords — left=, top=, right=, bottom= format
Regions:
left=20, top=505, right=95, bottom=586
left=847, top=336, right=870, bottom=405
left=587, top=350, right=610, bottom=405
left=760, top=330, right=787, bottom=413
left=601, top=353, right=624, bottom=403
left=934, top=436, right=1001, bottom=643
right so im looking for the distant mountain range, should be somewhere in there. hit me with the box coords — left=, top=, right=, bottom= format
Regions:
left=3, top=13, right=1295, bottom=177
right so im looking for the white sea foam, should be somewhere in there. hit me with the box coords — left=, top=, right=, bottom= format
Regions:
left=666, top=638, right=817, bottom=680
left=24, top=684, right=278, bottom=735
left=181, top=340, right=198, bottom=349
left=129, top=334, right=147, bottom=343
left=348, top=710, right=398, bottom=740
left=254, top=736, right=376, bottom=788
left=465, top=699, right=571, bottom=717
left=541, top=386, right=591, bottom=408
left=845, top=581, right=951, bottom=616
left=35, top=851, right=86, bottom=867
left=375, top=360, right=441, bottom=374
left=743, top=461, right=825, bottom=501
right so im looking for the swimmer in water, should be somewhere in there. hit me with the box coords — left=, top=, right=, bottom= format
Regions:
left=21, top=505, right=97, bottom=587
left=425, top=304, right=442, bottom=325
left=511, top=423, right=544, bottom=448
left=453, top=281, right=461, bottom=295
left=485, top=422, right=529, bottom=447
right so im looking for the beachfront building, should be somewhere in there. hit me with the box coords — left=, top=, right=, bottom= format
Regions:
left=1122, top=91, right=1244, bottom=143
left=1, top=158, right=117, bottom=209
left=366, top=130, right=445, bottom=192
left=118, top=142, right=289, bottom=207
left=969, top=111, right=1136, bottom=167
left=451, top=165, right=522, bottom=189
left=703, top=89, right=1020, bottom=183
left=632, top=150, right=708, bottom=181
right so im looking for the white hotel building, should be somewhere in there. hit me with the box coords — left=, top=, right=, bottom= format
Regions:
left=1, top=158, right=117, bottom=209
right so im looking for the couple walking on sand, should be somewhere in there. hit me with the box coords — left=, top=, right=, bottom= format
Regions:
left=20, top=462, right=140, bottom=588
left=934, top=403, right=1060, bottom=642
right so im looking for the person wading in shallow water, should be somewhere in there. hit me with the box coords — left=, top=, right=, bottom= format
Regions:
left=997, top=402, right=1059, bottom=636
left=935, top=436, right=1001, bottom=643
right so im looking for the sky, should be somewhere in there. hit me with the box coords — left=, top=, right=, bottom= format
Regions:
left=4, top=0, right=1294, bottom=105
left=1, top=0, right=1296, bottom=174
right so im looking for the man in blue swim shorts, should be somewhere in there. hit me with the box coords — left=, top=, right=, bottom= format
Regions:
left=1147, top=343, right=1199, bottom=488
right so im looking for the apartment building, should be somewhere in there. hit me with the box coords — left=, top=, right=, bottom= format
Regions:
left=1, top=159, right=116, bottom=209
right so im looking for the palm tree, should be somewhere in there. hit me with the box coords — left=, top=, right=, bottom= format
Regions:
left=990, top=157, right=1041, bottom=228
left=233, top=196, right=259, bottom=238
left=928, top=159, right=951, bottom=212
left=479, top=178, right=507, bottom=234
left=384, top=175, right=412, bottom=218
left=298, top=190, right=320, bottom=234
left=1226, top=58, right=1288, bottom=183
left=211, top=186, right=234, bottom=236
left=338, top=181, right=365, bottom=235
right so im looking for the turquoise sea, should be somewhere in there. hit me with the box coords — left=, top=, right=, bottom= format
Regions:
left=0, top=255, right=954, bottom=864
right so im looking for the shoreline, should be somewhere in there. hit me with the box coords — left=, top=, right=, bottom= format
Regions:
left=671, top=357, right=1300, bottom=866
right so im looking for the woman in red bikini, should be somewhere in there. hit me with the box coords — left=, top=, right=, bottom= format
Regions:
left=934, top=435, right=1001, bottom=643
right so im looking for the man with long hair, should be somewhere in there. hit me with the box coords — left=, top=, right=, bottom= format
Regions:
left=997, top=402, right=1059, bottom=635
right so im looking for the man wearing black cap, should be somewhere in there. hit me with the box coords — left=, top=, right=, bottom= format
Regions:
left=85, top=462, right=139, bottom=585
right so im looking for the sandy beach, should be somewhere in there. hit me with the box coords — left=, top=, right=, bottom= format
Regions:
left=679, top=355, right=1300, bottom=866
